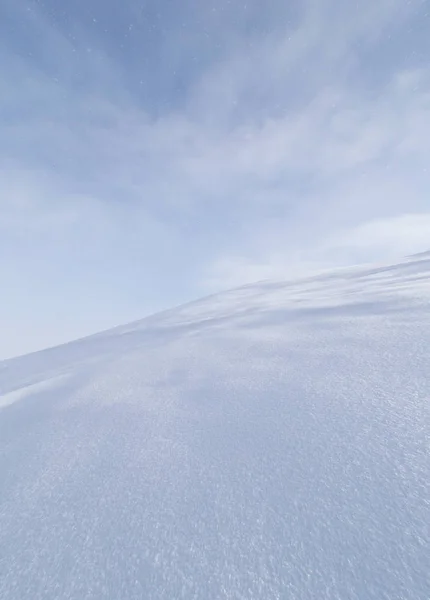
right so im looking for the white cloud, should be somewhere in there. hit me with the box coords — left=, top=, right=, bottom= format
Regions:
left=331, top=213, right=430, bottom=258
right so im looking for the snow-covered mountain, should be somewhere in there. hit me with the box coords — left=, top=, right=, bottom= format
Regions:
left=1, top=254, right=430, bottom=600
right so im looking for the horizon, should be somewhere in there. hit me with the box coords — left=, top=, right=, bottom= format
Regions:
left=2, top=249, right=429, bottom=362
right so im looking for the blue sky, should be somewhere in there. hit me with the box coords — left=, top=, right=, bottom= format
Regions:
left=1, top=0, right=430, bottom=359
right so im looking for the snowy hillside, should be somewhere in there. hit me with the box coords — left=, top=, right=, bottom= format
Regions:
left=1, top=254, right=430, bottom=600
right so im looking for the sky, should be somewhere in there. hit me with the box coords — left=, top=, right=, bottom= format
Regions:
left=1, top=0, right=430, bottom=359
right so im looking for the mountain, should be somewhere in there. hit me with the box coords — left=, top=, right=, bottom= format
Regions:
left=1, top=254, right=430, bottom=600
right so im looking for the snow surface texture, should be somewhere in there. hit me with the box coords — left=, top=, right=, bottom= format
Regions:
left=1, top=255, right=429, bottom=600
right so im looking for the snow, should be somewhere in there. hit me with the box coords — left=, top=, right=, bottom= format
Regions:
left=1, top=254, right=430, bottom=600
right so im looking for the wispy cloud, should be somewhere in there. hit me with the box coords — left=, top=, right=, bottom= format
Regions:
left=1, top=0, right=429, bottom=357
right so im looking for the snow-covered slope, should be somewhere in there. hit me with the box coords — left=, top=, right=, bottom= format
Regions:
left=1, top=254, right=430, bottom=600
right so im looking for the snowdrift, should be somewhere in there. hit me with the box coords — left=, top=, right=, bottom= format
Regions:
left=1, top=254, right=429, bottom=599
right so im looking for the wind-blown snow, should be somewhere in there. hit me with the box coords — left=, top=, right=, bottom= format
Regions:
left=1, top=255, right=429, bottom=599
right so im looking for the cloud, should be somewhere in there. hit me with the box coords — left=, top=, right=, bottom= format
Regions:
left=335, top=213, right=430, bottom=257
left=197, top=64, right=430, bottom=288
left=0, top=0, right=429, bottom=357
